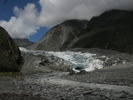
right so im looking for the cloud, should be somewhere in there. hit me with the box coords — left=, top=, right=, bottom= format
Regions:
left=0, top=0, right=133, bottom=39
left=0, top=3, right=39, bottom=38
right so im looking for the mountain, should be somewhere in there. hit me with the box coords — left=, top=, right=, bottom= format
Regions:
left=31, top=9, right=133, bottom=53
left=0, top=26, right=22, bottom=72
left=73, top=10, right=133, bottom=53
left=29, top=19, right=89, bottom=51
left=13, top=38, right=34, bottom=47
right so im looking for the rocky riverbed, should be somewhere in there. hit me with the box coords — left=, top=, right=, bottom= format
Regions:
left=0, top=71, right=133, bottom=100
left=0, top=48, right=133, bottom=100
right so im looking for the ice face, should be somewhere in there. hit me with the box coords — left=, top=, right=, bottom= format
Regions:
left=47, top=51, right=104, bottom=72
left=20, top=47, right=104, bottom=72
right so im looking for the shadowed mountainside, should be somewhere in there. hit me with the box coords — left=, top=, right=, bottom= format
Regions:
left=30, top=10, right=133, bottom=53
left=73, top=10, right=133, bottom=53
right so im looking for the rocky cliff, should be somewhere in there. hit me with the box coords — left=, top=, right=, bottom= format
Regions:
left=31, top=10, right=133, bottom=53
left=0, top=26, right=22, bottom=72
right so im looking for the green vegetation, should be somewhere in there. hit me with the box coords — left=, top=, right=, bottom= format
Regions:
left=72, top=10, right=133, bottom=53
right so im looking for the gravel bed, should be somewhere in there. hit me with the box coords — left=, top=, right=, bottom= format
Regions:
left=0, top=71, right=133, bottom=100
left=1, top=48, right=133, bottom=100
left=62, top=63, right=133, bottom=86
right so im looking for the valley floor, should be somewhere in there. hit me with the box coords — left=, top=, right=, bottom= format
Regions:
left=63, top=63, right=133, bottom=86
left=0, top=66, right=133, bottom=100
left=0, top=48, right=133, bottom=100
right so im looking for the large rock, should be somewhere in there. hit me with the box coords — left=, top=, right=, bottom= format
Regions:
left=0, top=26, right=22, bottom=72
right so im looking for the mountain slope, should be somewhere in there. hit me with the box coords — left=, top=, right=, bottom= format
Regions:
left=32, top=10, right=133, bottom=53
left=33, top=19, right=88, bottom=51
left=73, top=10, right=133, bottom=53
left=0, top=26, right=22, bottom=72
left=13, top=38, right=34, bottom=47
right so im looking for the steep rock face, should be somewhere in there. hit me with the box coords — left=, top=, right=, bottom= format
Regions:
left=35, top=19, right=88, bottom=51
left=32, top=10, right=133, bottom=53
left=0, top=26, right=22, bottom=72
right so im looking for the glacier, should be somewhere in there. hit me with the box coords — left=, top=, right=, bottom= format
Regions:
left=47, top=51, right=104, bottom=72
left=20, top=47, right=107, bottom=72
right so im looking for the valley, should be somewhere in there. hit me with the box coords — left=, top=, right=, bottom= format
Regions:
left=1, top=48, right=133, bottom=100
left=0, top=9, right=133, bottom=100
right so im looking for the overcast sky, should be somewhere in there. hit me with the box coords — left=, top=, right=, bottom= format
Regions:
left=0, top=0, right=133, bottom=41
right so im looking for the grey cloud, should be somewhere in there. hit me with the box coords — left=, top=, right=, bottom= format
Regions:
left=0, top=0, right=133, bottom=39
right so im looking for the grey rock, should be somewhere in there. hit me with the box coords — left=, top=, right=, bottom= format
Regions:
left=29, top=19, right=89, bottom=51
left=0, top=26, right=22, bottom=72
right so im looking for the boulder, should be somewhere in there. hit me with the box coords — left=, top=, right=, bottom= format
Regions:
left=0, top=26, right=22, bottom=72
